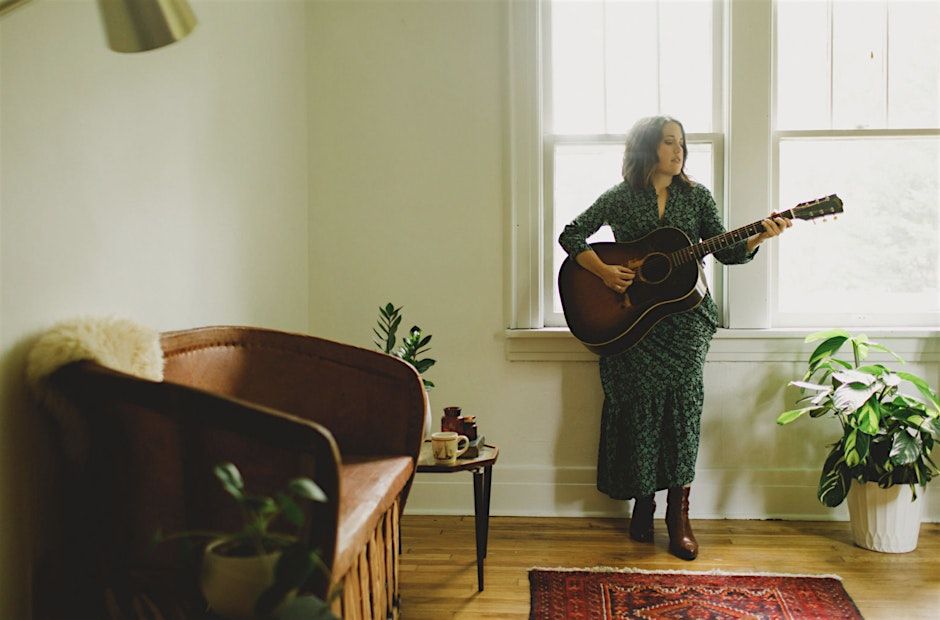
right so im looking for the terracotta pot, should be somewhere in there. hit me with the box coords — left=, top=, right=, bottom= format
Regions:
left=847, top=480, right=926, bottom=553
left=200, top=538, right=295, bottom=619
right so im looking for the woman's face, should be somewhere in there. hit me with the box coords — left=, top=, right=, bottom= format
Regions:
left=655, top=121, right=685, bottom=177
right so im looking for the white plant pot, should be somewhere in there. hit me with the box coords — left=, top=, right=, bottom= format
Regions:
left=846, top=480, right=926, bottom=553
left=423, top=390, right=433, bottom=438
left=201, top=539, right=294, bottom=619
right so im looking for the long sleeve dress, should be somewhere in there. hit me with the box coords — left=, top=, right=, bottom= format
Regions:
left=558, top=181, right=757, bottom=500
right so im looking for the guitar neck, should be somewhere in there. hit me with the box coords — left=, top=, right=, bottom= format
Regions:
left=674, top=208, right=796, bottom=264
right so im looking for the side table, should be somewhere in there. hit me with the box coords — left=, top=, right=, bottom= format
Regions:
left=416, top=440, right=499, bottom=592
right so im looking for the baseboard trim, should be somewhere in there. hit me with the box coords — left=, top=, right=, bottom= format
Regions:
left=404, top=465, right=940, bottom=522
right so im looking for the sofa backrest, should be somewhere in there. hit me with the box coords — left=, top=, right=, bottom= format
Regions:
left=160, top=326, right=426, bottom=459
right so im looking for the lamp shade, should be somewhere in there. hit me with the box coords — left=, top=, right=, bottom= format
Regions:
left=97, top=0, right=196, bottom=53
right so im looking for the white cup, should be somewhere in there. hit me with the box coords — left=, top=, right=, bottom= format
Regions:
left=431, top=431, right=469, bottom=465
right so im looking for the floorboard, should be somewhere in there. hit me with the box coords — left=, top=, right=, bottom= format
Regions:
left=400, top=515, right=940, bottom=619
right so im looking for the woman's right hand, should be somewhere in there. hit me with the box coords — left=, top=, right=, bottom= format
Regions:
left=600, top=263, right=635, bottom=294
left=574, top=250, right=636, bottom=294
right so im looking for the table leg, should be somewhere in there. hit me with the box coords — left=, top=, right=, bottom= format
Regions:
left=483, top=465, right=493, bottom=558
left=472, top=468, right=485, bottom=591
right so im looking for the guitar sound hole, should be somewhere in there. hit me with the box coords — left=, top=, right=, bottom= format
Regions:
left=639, top=253, right=670, bottom=284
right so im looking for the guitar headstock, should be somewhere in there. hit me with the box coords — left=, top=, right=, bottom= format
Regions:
left=789, top=194, right=844, bottom=221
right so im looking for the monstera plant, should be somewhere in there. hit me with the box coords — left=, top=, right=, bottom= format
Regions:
left=777, top=330, right=940, bottom=508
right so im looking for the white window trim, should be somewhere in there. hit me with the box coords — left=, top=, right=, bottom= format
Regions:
left=508, top=0, right=544, bottom=331
left=504, top=327, right=940, bottom=364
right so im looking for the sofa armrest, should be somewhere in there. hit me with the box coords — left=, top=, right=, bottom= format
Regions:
left=50, top=360, right=342, bottom=593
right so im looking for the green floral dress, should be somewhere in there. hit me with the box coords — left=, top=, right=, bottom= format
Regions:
left=559, top=181, right=757, bottom=499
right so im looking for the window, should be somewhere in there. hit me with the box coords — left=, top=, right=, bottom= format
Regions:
left=543, top=0, right=722, bottom=327
left=508, top=0, right=939, bottom=332
left=774, top=0, right=939, bottom=327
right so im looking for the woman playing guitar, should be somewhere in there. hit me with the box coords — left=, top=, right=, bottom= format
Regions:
left=558, top=115, right=790, bottom=560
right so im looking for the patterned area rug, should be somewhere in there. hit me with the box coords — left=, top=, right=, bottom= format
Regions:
left=529, top=567, right=864, bottom=619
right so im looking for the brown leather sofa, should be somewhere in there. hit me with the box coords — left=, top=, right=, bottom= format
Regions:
left=40, top=326, right=425, bottom=619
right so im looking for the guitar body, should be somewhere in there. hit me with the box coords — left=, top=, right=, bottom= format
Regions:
left=558, top=227, right=708, bottom=357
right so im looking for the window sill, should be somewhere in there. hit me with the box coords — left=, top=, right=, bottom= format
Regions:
left=504, top=327, right=940, bottom=362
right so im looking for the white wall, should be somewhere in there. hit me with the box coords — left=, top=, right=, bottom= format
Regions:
left=1, top=0, right=937, bottom=616
left=0, top=1, right=308, bottom=616
left=304, top=0, right=940, bottom=524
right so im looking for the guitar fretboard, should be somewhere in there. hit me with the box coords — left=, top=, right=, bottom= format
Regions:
left=669, top=209, right=796, bottom=265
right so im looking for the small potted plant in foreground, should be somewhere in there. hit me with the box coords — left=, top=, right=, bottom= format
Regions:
left=777, top=330, right=940, bottom=552
left=158, top=462, right=337, bottom=619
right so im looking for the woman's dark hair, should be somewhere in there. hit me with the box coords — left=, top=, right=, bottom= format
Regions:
left=621, top=115, right=692, bottom=191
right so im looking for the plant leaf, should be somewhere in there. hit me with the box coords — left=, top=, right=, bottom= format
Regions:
left=289, top=478, right=328, bottom=503
left=243, top=495, right=278, bottom=519
left=844, top=430, right=860, bottom=467
left=832, top=383, right=878, bottom=414
left=850, top=335, right=870, bottom=362
left=896, top=371, right=940, bottom=412
left=856, top=400, right=880, bottom=435
left=810, top=389, right=833, bottom=406
left=881, top=372, right=902, bottom=387
left=808, top=336, right=849, bottom=369
left=818, top=446, right=851, bottom=507
left=277, top=492, right=304, bottom=527
left=776, top=406, right=818, bottom=425
left=890, top=429, right=922, bottom=466
left=805, top=329, right=850, bottom=343
left=277, top=595, right=339, bottom=620
left=855, top=431, right=871, bottom=463
left=790, top=381, right=830, bottom=391
left=255, top=543, right=318, bottom=617
left=929, top=417, right=940, bottom=438
left=867, top=342, right=905, bottom=363
left=832, top=369, right=877, bottom=386
left=414, top=359, right=436, bottom=374
left=214, top=462, right=244, bottom=499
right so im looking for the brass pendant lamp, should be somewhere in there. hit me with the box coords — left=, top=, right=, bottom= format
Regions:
left=0, top=0, right=197, bottom=53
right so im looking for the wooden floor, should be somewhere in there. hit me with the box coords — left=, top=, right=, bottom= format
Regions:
left=400, top=515, right=940, bottom=619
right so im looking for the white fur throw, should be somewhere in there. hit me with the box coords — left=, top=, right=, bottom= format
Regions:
left=26, top=316, right=164, bottom=461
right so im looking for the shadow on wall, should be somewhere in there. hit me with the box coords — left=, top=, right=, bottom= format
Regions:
left=554, top=360, right=630, bottom=518
left=0, top=333, right=66, bottom=619
left=698, top=362, right=830, bottom=518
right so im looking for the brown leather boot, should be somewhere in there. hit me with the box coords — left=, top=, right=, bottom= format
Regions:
left=629, top=495, right=656, bottom=543
left=665, top=486, right=698, bottom=560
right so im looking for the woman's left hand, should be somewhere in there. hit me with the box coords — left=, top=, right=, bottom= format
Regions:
left=747, top=215, right=792, bottom=251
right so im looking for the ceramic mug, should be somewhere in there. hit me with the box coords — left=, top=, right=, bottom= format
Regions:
left=431, top=431, right=469, bottom=465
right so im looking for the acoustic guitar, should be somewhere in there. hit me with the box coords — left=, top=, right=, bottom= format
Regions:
left=558, top=194, right=844, bottom=356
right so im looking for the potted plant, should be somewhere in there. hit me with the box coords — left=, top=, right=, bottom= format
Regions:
left=777, top=329, right=940, bottom=552
left=373, top=302, right=436, bottom=434
left=159, top=462, right=337, bottom=619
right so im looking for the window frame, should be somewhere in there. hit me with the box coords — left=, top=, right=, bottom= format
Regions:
left=507, top=0, right=939, bottom=333
left=538, top=0, right=726, bottom=328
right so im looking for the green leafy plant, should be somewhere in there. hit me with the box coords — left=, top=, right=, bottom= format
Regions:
left=373, top=302, right=436, bottom=389
left=158, top=462, right=337, bottom=619
left=777, top=330, right=940, bottom=508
